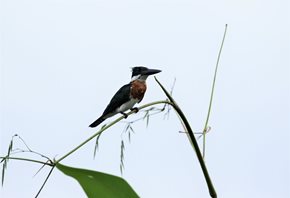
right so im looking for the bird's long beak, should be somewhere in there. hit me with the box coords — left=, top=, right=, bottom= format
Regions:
left=142, top=68, right=162, bottom=76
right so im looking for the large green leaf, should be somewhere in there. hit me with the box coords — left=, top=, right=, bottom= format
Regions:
left=56, top=163, right=139, bottom=198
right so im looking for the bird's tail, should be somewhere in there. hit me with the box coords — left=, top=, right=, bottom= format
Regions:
left=89, top=117, right=105, bottom=128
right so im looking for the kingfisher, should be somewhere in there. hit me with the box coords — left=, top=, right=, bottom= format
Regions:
left=89, top=66, right=161, bottom=128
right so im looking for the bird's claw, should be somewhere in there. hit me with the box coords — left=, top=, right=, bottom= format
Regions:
left=130, top=107, right=139, bottom=113
left=121, top=112, right=128, bottom=119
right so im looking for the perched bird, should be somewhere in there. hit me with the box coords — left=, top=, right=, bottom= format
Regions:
left=89, top=66, right=161, bottom=128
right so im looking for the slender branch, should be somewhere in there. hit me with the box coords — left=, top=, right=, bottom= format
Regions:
left=0, top=157, right=53, bottom=166
left=8, top=149, right=51, bottom=162
left=202, top=24, right=228, bottom=158
left=155, top=77, right=217, bottom=198
left=55, top=100, right=172, bottom=164
left=35, top=166, right=55, bottom=198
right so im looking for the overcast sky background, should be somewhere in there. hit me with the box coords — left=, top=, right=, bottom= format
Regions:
left=1, top=0, right=289, bottom=198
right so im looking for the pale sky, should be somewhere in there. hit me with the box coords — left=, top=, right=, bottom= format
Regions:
left=1, top=0, right=289, bottom=198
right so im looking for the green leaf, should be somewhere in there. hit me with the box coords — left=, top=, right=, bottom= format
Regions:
left=120, top=140, right=125, bottom=174
left=93, top=133, right=102, bottom=158
left=1, top=138, right=13, bottom=186
left=56, top=163, right=139, bottom=198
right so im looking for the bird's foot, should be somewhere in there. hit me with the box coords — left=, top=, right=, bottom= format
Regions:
left=120, top=112, right=128, bottom=119
left=130, top=107, right=139, bottom=113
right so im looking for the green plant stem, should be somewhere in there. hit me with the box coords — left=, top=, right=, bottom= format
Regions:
left=55, top=100, right=172, bottom=164
left=35, top=166, right=55, bottom=198
left=0, top=157, right=53, bottom=166
left=155, top=77, right=217, bottom=198
left=202, top=24, right=228, bottom=158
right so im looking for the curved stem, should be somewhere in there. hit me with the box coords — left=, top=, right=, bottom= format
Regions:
left=35, top=166, right=55, bottom=198
left=0, top=157, right=53, bottom=166
left=55, top=100, right=172, bottom=164
left=202, top=24, right=228, bottom=158
left=155, top=77, right=217, bottom=198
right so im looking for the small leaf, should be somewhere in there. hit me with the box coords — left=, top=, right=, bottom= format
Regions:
left=128, top=125, right=135, bottom=134
left=142, top=110, right=150, bottom=128
left=143, top=110, right=149, bottom=120
left=128, top=131, right=131, bottom=143
left=1, top=138, right=14, bottom=186
left=56, top=163, right=139, bottom=198
left=146, top=114, right=150, bottom=128
left=120, top=140, right=125, bottom=174
left=123, top=123, right=135, bottom=143
left=1, top=158, right=7, bottom=186
left=125, top=123, right=131, bottom=132
left=93, top=133, right=102, bottom=158
left=7, top=140, right=13, bottom=162
left=170, top=77, right=176, bottom=95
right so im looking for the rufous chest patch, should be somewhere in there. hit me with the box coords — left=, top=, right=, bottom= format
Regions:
left=130, top=80, right=147, bottom=100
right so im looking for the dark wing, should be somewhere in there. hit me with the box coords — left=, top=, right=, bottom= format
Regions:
left=102, top=83, right=131, bottom=116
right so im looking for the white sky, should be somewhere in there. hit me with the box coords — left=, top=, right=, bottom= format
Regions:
left=1, top=0, right=289, bottom=198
